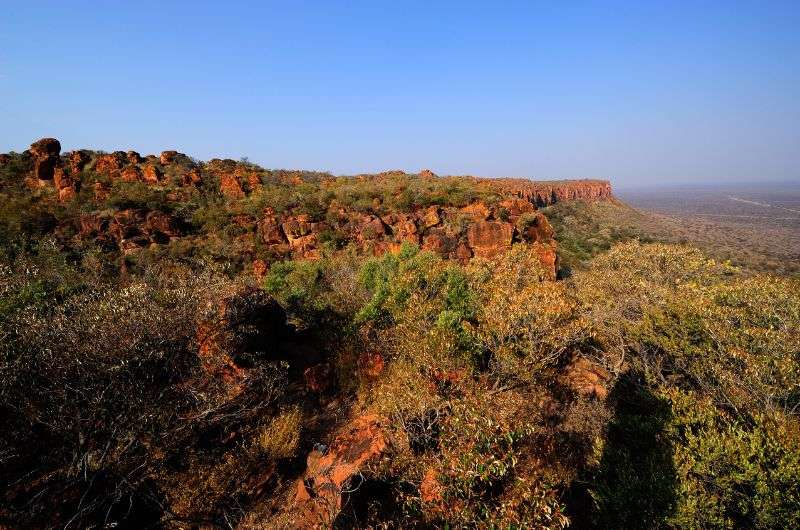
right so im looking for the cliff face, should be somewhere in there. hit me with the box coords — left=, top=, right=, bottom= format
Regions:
left=483, top=178, right=613, bottom=207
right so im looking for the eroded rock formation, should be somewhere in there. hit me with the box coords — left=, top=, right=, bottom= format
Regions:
left=9, top=138, right=618, bottom=278
left=29, top=138, right=61, bottom=181
left=485, top=178, right=612, bottom=206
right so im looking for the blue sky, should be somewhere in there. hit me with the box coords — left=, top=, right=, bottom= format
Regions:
left=1, top=1, right=798, bottom=186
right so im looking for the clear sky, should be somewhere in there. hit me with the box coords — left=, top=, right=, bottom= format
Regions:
left=1, top=1, right=798, bottom=186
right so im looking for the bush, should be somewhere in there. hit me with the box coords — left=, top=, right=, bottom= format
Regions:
left=0, top=264, right=288, bottom=528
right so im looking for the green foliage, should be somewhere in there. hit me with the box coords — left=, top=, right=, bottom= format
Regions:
left=264, top=259, right=327, bottom=318
left=543, top=199, right=657, bottom=271
left=665, top=390, right=800, bottom=529
left=105, top=180, right=172, bottom=211
left=356, top=243, right=476, bottom=330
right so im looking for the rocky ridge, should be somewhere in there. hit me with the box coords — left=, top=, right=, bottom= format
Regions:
left=3, top=138, right=615, bottom=280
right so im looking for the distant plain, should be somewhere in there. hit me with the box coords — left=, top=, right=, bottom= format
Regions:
left=616, top=183, right=800, bottom=275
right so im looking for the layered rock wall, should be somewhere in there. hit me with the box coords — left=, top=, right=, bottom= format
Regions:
left=483, top=178, right=612, bottom=207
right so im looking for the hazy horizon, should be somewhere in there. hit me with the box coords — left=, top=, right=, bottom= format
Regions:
left=2, top=1, right=798, bottom=186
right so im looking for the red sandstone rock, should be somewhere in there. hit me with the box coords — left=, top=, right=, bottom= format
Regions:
left=466, top=220, right=513, bottom=258
left=282, top=215, right=313, bottom=240
left=52, top=167, right=76, bottom=201
left=359, top=215, right=387, bottom=240
left=142, top=164, right=162, bottom=184
left=454, top=240, right=473, bottom=263
left=289, top=234, right=321, bottom=258
left=121, top=166, right=142, bottom=183
left=498, top=197, right=536, bottom=220
left=422, top=206, right=441, bottom=228
left=532, top=241, right=558, bottom=280
left=182, top=168, right=202, bottom=186
left=460, top=201, right=492, bottom=220
left=220, top=174, right=244, bottom=198
left=29, top=138, right=61, bottom=181
left=390, top=215, right=419, bottom=244
left=292, top=414, right=387, bottom=528
left=159, top=150, right=178, bottom=165
left=259, top=210, right=287, bottom=245
left=419, top=168, right=437, bottom=178
left=79, top=214, right=109, bottom=238
left=68, top=150, right=91, bottom=176
left=94, top=152, right=126, bottom=177
left=234, top=166, right=262, bottom=192
left=126, top=150, right=142, bottom=164
left=145, top=211, right=180, bottom=239
left=520, top=212, right=554, bottom=243
left=485, top=178, right=612, bottom=207
left=422, top=229, right=456, bottom=256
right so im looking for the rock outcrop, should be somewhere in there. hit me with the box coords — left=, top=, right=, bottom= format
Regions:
left=14, top=138, right=620, bottom=278
left=29, top=138, right=61, bottom=181
left=484, top=178, right=612, bottom=206
left=287, top=414, right=387, bottom=529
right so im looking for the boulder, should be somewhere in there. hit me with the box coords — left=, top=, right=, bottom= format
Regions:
left=359, top=215, right=387, bottom=240
left=289, top=233, right=320, bottom=259
left=466, top=220, right=513, bottom=258
left=29, top=137, right=61, bottom=180
left=421, top=228, right=456, bottom=256
left=419, top=168, right=437, bottom=178
left=121, top=166, right=142, bottom=182
left=142, top=164, right=162, bottom=184
left=68, top=150, right=91, bottom=175
left=234, top=166, right=262, bottom=192
left=292, top=415, right=387, bottom=528
left=282, top=215, right=313, bottom=240
left=421, top=206, right=441, bottom=228
left=498, top=198, right=535, bottom=221
left=182, top=168, right=202, bottom=186
left=519, top=212, right=554, bottom=243
left=391, top=215, right=419, bottom=244
left=460, top=201, right=492, bottom=220
left=79, top=214, right=109, bottom=238
left=126, top=150, right=142, bottom=164
left=94, top=152, right=126, bottom=177
left=259, top=210, right=287, bottom=245
left=145, top=211, right=180, bottom=239
left=159, top=150, right=178, bottom=165
left=532, top=241, right=558, bottom=280
left=52, top=167, right=76, bottom=201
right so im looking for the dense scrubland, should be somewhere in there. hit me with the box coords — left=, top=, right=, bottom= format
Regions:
left=1, top=141, right=799, bottom=529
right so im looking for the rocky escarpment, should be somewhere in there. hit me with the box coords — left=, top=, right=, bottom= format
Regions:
left=483, top=178, right=613, bottom=207
left=2, top=138, right=616, bottom=279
